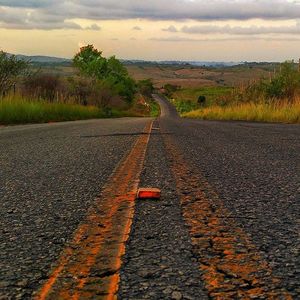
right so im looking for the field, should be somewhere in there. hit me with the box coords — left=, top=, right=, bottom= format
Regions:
left=45, top=62, right=274, bottom=89
left=18, top=60, right=299, bottom=124
left=126, top=61, right=300, bottom=124
left=126, top=63, right=273, bottom=88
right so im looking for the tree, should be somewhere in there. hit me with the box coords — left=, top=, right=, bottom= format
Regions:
left=73, top=45, right=108, bottom=79
left=264, top=61, right=300, bottom=100
left=163, top=83, right=180, bottom=97
left=138, top=79, right=154, bottom=97
left=73, top=45, right=136, bottom=105
left=0, top=51, right=29, bottom=97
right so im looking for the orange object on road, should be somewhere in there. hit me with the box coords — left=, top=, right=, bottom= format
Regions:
left=137, top=188, right=161, bottom=199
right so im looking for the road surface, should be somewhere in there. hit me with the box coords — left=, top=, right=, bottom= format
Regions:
left=0, top=96, right=299, bottom=299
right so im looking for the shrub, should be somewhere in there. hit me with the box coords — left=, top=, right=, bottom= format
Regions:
left=22, top=74, right=63, bottom=102
left=198, top=95, right=206, bottom=105
left=163, top=84, right=180, bottom=97
left=67, top=77, right=92, bottom=105
left=138, top=79, right=155, bottom=97
left=0, top=51, right=29, bottom=97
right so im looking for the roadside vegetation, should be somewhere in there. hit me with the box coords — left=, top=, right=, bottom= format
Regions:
left=0, top=97, right=104, bottom=125
left=166, top=61, right=300, bottom=123
left=0, top=46, right=157, bottom=125
left=136, top=79, right=160, bottom=117
left=169, top=86, right=232, bottom=114
left=183, top=100, right=300, bottom=123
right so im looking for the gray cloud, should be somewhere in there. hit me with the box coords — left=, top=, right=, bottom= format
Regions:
left=181, top=24, right=300, bottom=35
left=0, top=6, right=81, bottom=30
left=85, top=23, right=101, bottom=30
left=149, top=36, right=300, bottom=42
left=0, top=0, right=57, bottom=8
left=162, top=25, right=178, bottom=33
left=68, top=0, right=300, bottom=21
left=1, top=0, right=300, bottom=30
left=132, top=26, right=142, bottom=30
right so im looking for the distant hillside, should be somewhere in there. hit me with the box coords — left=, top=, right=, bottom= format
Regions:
left=15, top=54, right=71, bottom=64
left=7, top=53, right=280, bottom=69
left=122, top=59, right=243, bottom=67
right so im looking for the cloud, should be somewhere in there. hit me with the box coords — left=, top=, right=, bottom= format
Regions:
left=1, top=0, right=300, bottom=30
left=0, top=6, right=92, bottom=31
left=149, top=36, right=300, bottom=42
left=67, top=0, right=300, bottom=21
left=162, top=25, right=178, bottom=33
left=85, top=23, right=101, bottom=30
left=0, top=6, right=81, bottom=30
left=0, top=0, right=58, bottom=8
left=181, top=23, right=300, bottom=35
left=132, top=26, right=142, bottom=30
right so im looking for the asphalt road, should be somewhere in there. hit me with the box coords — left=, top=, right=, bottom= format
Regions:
left=1, top=96, right=299, bottom=299
left=119, top=95, right=300, bottom=298
left=0, top=118, right=151, bottom=299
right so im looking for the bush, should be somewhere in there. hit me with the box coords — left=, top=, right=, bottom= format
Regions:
left=138, top=79, right=155, bottom=97
left=22, top=74, right=63, bottom=102
left=198, top=95, right=206, bottom=105
left=67, top=77, right=92, bottom=105
left=265, top=62, right=300, bottom=100
left=0, top=51, right=29, bottom=97
left=233, top=61, right=300, bottom=104
left=163, top=84, right=180, bottom=97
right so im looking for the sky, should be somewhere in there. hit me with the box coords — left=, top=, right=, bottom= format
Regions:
left=1, top=0, right=300, bottom=61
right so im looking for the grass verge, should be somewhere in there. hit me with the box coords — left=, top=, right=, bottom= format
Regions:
left=182, top=100, right=300, bottom=124
left=149, top=99, right=161, bottom=117
left=173, top=87, right=233, bottom=105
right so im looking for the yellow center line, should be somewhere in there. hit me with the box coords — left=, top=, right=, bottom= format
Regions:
left=163, top=134, right=292, bottom=299
left=35, top=121, right=153, bottom=300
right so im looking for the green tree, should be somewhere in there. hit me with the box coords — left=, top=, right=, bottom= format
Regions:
left=73, top=45, right=108, bottom=79
left=138, top=79, right=154, bottom=97
left=73, top=45, right=136, bottom=105
left=265, top=61, right=300, bottom=100
left=0, top=51, right=29, bottom=97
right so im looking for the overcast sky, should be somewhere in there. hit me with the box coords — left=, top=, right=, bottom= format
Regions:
left=1, top=0, right=300, bottom=61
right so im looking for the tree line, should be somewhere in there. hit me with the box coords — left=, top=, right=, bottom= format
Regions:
left=0, top=45, right=154, bottom=111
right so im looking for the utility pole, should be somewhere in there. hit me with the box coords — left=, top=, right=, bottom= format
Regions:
left=298, top=58, right=300, bottom=72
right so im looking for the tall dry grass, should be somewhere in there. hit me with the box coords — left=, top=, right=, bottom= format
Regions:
left=0, top=95, right=104, bottom=125
left=182, top=97, right=300, bottom=124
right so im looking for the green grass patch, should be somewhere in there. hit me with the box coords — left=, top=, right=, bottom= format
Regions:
left=0, top=98, right=108, bottom=125
left=182, top=101, right=300, bottom=124
left=173, top=86, right=233, bottom=106
left=149, top=99, right=160, bottom=117
left=170, top=98, right=198, bottom=114
left=170, top=86, right=233, bottom=114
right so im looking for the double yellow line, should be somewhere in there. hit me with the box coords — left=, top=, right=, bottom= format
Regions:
left=35, top=121, right=153, bottom=300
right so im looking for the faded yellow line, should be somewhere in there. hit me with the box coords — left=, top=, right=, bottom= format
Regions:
left=163, top=134, right=292, bottom=299
left=35, top=121, right=153, bottom=300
